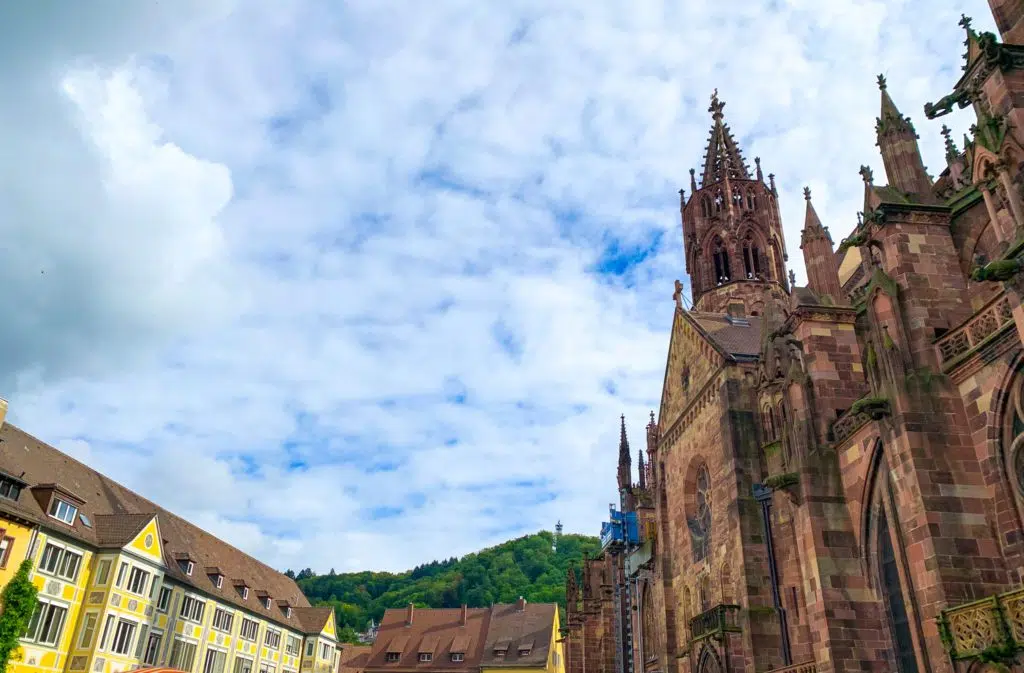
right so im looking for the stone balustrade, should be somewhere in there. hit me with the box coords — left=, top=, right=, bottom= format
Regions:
left=935, top=291, right=1014, bottom=367
left=938, top=586, right=1024, bottom=661
left=766, top=662, right=816, bottom=673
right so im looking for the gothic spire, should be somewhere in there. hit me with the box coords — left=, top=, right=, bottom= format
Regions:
left=700, top=90, right=751, bottom=187
left=637, top=449, right=647, bottom=489
left=874, top=75, right=933, bottom=195
left=800, top=187, right=843, bottom=302
left=617, top=415, right=632, bottom=491
left=565, top=565, right=578, bottom=610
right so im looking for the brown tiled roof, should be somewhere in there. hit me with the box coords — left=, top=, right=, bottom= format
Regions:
left=339, top=646, right=373, bottom=673
left=93, top=513, right=154, bottom=548
left=367, top=607, right=490, bottom=671
left=690, top=313, right=763, bottom=357
left=0, top=423, right=319, bottom=634
left=480, top=603, right=556, bottom=668
left=294, top=606, right=334, bottom=634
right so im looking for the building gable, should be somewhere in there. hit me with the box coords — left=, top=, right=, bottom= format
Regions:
left=658, top=308, right=727, bottom=435
left=322, top=609, right=338, bottom=640
left=126, top=515, right=162, bottom=563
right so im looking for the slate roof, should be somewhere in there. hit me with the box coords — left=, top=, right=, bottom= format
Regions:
left=689, top=313, right=763, bottom=358
left=480, top=603, right=556, bottom=668
left=367, top=606, right=491, bottom=671
left=0, top=423, right=321, bottom=634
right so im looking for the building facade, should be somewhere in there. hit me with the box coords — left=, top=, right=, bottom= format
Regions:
left=363, top=601, right=563, bottom=673
left=0, top=403, right=342, bottom=673
left=568, top=2, right=1024, bottom=673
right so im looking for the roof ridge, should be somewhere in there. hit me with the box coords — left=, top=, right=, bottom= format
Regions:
left=2, top=423, right=309, bottom=601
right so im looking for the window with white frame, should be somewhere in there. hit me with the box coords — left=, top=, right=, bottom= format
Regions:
left=143, top=631, right=163, bottom=665
left=115, top=561, right=129, bottom=588
left=203, top=647, right=228, bottom=673
left=179, top=594, right=205, bottom=623
left=264, top=627, right=281, bottom=649
left=135, top=625, right=149, bottom=660
left=259, top=663, right=276, bottom=673
left=233, top=656, right=254, bottom=673
left=418, top=653, right=432, bottom=663
left=286, top=634, right=301, bottom=656
left=38, top=543, right=82, bottom=582
left=450, top=653, right=464, bottom=663
left=23, top=599, right=69, bottom=647
left=100, top=615, right=116, bottom=650
left=126, top=566, right=150, bottom=595
left=169, top=638, right=199, bottom=671
left=239, top=618, right=259, bottom=642
left=180, top=559, right=195, bottom=576
left=47, top=497, right=77, bottom=525
left=320, top=643, right=332, bottom=660
left=385, top=653, right=400, bottom=663
left=95, top=559, right=112, bottom=585
left=261, top=596, right=271, bottom=610
left=157, top=586, right=172, bottom=612
left=0, top=536, right=14, bottom=569
left=77, top=611, right=99, bottom=650
left=109, top=617, right=138, bottom=655
left=212, top=607, right=233, bottom=633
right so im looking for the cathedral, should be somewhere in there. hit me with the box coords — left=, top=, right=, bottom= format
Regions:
left=563, top=2, right=1024, bottom=673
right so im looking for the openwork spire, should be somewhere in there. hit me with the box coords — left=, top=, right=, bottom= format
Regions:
left=618, top=415, right=630, bottom=466
left=700, top=90, right=751, bottom=187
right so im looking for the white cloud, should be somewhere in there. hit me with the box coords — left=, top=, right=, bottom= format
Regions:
left=0, top=0, right=997, bottom=572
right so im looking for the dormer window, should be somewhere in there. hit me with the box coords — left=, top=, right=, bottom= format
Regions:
left=286, top=606, right=292, bottom=618
left=277, top=599, right=292, bottom=618
left=386, top=653, right=400, bottom=663
left=0, top=473, right=24, bottom=502
left=256, top=592, right=271, bottom=610
left=493, top=642, right=509, bottom=658
left=517, top=640, right=534, bottom=656
left=418, top=654, right=432, bottom=663
left=450, top=653, right=464, bottom=663
left=233, top=579, right=249, bottom=600
left=242, top=587, right=249, bottom=600
left=47, top=497, right=77, bottom=525
left=206, top=567, right=224, bottom=589
left=179, top=559, right=194, bottom=575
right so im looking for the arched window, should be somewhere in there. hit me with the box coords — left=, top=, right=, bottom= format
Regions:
left=732, top=191, right=743, bottom=208
left=712, top=237, right=730, bottom=284
left=698, top=575, right=711, bottom=612
left=701, top=195, right=712, bottom=218
left=868, top=447, right=919, bottom=673
left=713, top=190, right=724, bottom=212
left=746, top=189, right=756, bottom=210
left=742, top=234, right=762, bottom=279
left=641, top=583, right=658, bottom=662
left=762, top=406, right=776, bottom=440
left=1003, top=367, right=1024, bottom=495
left=688, top=464, right=712, bottom=563
left=877, top=507, right=919, bottom=673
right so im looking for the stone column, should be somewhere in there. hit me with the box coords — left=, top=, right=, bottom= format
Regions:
left=979, top=181, right=1011, bottom=244
left=998, top=160, right=1024, bottom=232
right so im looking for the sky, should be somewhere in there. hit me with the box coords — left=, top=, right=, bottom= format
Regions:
left=0, top=0, right=997, bottom=573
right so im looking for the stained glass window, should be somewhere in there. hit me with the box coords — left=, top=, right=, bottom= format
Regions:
left=689, top=464, right=712, bottom=563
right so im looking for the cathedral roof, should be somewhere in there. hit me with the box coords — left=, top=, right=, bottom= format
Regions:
left=690, top=312, right=763, bottom=358
left=700, top=90, right=751, bottom=188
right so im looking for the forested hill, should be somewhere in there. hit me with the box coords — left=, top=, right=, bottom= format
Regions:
left=288, top=531, right=601, bottom=643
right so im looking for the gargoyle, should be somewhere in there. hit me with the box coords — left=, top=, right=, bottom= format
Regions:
left=971, top=257, right=1024, bottom=282
left=838, top=230, right=868, bottom=253
left=924, top=89, right=972, bottom=120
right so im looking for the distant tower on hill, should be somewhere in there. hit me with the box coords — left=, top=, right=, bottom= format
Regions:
left=554, top=520, right=563, bottom=551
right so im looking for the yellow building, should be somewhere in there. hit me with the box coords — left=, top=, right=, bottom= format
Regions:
left=0, top=405, right=342, bottom=673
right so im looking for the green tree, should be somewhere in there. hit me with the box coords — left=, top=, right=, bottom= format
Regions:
left=0, top=559, right=39, bottom=671
left=295, top=531, right=600, bottom=632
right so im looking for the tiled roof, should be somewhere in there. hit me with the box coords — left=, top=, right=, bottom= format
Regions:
left=0, top=423, right=319, bottom=634
left=367, top=607, right=491, bottom=670
left=339, top=646, right=373, bottom=673
left=480, top=603, right=555, bottom=668
left=294, top=606, right=334, bottom=634
left=690, top=313, right=763, bottom=357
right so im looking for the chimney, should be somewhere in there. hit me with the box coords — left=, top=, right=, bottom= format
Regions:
left=460, top=604, right=468, bottom=626
left=0, top=398, right=8, bottom=427
left=405, top=603, right=414, bottom=626
left=516, top=596, right=526, bottom=612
